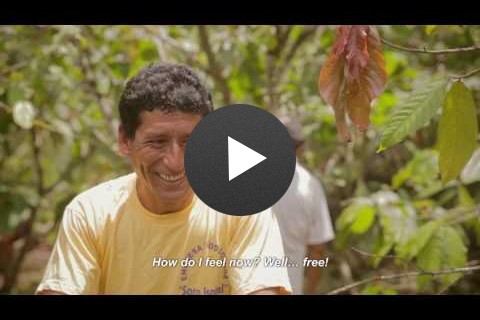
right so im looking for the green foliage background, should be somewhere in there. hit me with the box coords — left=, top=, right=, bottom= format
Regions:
left=1, top=25, right=479, bottom=294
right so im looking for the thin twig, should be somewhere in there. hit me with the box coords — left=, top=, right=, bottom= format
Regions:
left=350, top=247, right=419, bottom=270
left=449, top=68, right=480, bottom=80
left=381, top=38, right=480, bottom=54
left=327, top=263, right=480, bottom=295
left=1, top=62, right=28, bottom=76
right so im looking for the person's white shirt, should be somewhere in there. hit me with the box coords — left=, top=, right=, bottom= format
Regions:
left=272, top=161, right=334, bottom=294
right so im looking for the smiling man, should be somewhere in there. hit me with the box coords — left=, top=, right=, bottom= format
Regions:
left=36, top=63, right=291, bottom=295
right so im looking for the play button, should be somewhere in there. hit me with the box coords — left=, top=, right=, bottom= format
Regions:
left=228, top=136, right=266, bottom=181
left=184, top=104, right=296, bottom=216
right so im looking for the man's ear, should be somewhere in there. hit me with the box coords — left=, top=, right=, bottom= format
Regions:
left=118, top=125, right=131, bottom=157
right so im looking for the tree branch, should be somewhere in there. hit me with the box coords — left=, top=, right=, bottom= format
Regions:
left=449, top=67, right=480, bottom=80
left=0, top=207, right=39, bottom=293
left=275, top=26, right=319, bottom=87
left=350, top=247, right=422, bottom=270
left=31, top=128, right=45, bottom=195
left=327, top=263, right=480, bottom=295
left=269, top=25, right=292, bottom=57
left=266, top=26, right=292, bottom=110
left=380, top=38, right=480, bottom=54
left=283, top=26, right=318, bottom=67
left=197, top=26, right=231, bottom=106
left=1, top=61, right=28, bottom=76
left=0, top=128, right=45, bottom=293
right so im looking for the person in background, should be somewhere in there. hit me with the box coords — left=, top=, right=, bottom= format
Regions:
left=273, top=115, right=335, bottom=295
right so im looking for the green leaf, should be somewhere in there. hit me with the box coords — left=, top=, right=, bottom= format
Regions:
left=335, top=200, right=376, bottom=249
left=375, top=202, right=417, bottom=267
left=336, top=202, right=363, bottom=231
left=7, top=80, right=26, bottom=105
left=378, top=76, right=448, bottom=152
left=336, top=199, right=376, bottom=235
left=416, top=226, right=467, bottom=292
left=458, top=185, right=475, bottom=207
left=350, top=205, right=376, bottom=234
left=139, top=39, right=159, bottom=61
left=372, top=238, right=394, bottom=267
left=392, top=150, right=439, bottom=191
left=437, top=81, right=478, bottom=184
left=361, top=284, right=397, bottom=295
left=425, top=25, right=437, bottom=35
left=379, top=203, right=418, bottom=245
left=397, top=220, right=442, bottom=261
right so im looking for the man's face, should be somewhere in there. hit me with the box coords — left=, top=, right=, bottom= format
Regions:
left=119, top=110, right=202, bottom=210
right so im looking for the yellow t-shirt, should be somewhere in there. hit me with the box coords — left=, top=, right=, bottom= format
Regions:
left=36, top=173, right=292, bottom=294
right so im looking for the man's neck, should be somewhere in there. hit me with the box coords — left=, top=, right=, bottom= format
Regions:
left=136, top=182, right=193, bottom=215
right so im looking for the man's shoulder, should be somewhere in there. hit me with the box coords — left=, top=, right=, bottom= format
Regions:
left=67, top=173, right=136, bottom=215
left=76, top=173, right=135, bottom=199
left=296, top=162, right=326, bottom=190
left=295, top=162, right=315, bottom=181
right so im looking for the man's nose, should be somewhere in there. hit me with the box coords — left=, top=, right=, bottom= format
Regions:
left=164, top=142, right=184, bottom=172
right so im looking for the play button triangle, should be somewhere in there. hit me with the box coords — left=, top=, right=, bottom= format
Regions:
left=228, top=136, right=266, bottom=181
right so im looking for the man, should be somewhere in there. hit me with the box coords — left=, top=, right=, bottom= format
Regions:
left=272, top=116, right=334, bottom=295
left=37, top=63, right=291, bottom=295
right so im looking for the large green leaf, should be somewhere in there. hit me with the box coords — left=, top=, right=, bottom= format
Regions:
left=350, top=205, right=376, bottom=234
left=416, top=226, right=467, bottom=292
left=397, top=220, right=442, bottom=261
left=335, top=199, right=376, bottom=249
left=392, top=149, right=440, bottom=193
left=378, top=76, right=448, bottom=151
left=379, top=203, right=418, bottom=257
left=437, top=81, right=478, bottom=184
left=336, top=199, right=376, bottom=235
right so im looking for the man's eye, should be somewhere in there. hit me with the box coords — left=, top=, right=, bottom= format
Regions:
left=149, top=140, right=166, bottom=146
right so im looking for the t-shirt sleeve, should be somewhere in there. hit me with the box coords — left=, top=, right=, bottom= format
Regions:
left=307, top=178, right=335, bottom=245
left=227, top=209, right=292, bottom=295
left=36, top=205, right=101, bottom=294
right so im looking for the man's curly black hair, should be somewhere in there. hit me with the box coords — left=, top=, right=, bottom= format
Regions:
left=118, top=63, right=214, bottom=138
